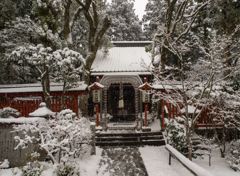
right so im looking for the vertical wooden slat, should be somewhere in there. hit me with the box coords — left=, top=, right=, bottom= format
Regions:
left=161, top=99, right=165, bottom=129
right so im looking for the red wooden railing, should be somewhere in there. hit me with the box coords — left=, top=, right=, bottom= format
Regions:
left=160, top=99, right=224, bottom=129
left=0, top=95, right=79, bottom=117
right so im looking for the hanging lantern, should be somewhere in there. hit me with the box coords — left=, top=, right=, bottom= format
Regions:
left=139, top=77, right=153, bottom=103
left=138, top=77, right=153, bottom=127
left=142, top=90, right=151, bottom=103
left=88, top=77, right=104, bottom=127
left=93, top=89, right=101, bottom=103
left=88, top=78, right=104, bottom=103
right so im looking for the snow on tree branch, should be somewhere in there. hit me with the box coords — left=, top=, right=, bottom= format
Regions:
left=14, top=109, right=93, bottom=164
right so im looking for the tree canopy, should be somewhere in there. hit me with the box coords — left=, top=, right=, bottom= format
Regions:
left=107, top=0, right=143, bottom=41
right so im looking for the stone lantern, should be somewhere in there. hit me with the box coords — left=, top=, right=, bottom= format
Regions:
left=29, top=102, right=55, bottom=118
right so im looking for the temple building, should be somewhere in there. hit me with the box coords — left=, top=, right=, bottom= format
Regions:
left=90, top=41, right=153, bottom=123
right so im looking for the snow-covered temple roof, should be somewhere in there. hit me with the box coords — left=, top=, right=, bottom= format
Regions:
left=0, top=82, right=87, bottom=93
left=91, top=41, right=153, bottom=74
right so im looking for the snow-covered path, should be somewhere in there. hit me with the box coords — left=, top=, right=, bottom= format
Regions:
left=97, top=147, right=148, bottom=176
left=139, top=146, right=193, bottom=176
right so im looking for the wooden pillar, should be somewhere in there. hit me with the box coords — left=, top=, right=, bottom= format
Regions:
left=95, top=104, right=100, bottom=126
left=73, top=96, right=78, bottom=116
left=176, top=106, right=178, bottom=117
left=135, top=88, right=140, bottom=129
left=166, top=101, right=169, bottom=119
left=161, top=99, right=165, bottom=129
left=169, top=102, right=172, bottom=118
left=144, top=103, right=148, bottom=126
left=172, top=105, right=175, bottom=118
left=103, top=88, right=108, bottom=129
left=103, top=88, right=107, bottom=116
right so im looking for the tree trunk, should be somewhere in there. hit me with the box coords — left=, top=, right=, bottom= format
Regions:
left=62, top=0, right=73, bottom=45
left=61, top=81, right=67, bottom=110
left=41, top=67, right=51, bottom=108
left=223, top=44, right=232, bottom=77
left=160, top=44, right=168, bottom=71
left=220, top=127, right=226, bottom=158
left=84, top=51, right=97, bottom=84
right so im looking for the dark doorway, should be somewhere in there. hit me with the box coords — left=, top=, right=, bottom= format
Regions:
left=108, top=83, right=135, bottom=122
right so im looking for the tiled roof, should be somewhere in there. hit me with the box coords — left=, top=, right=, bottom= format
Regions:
left=91, top=41, right=153, bottom=73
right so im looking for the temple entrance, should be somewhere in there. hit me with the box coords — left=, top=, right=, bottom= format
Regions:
left=108, top=83, right=135, bottom=122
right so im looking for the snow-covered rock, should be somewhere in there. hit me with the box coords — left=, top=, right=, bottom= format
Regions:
left=0, top=159, right=10, bottom=169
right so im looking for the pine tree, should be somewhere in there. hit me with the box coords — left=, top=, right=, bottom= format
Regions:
left=142, top=0, right=165, bottom=40
left=107, top=0, right=143, bottom=41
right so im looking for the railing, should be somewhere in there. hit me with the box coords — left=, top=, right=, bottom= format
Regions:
left=0, top=96, right=79, bottom=116
left=165, top=144, right=214, bottom=176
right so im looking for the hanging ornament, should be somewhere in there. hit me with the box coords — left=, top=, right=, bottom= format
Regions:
left=118, top=82, right=124, bottom=109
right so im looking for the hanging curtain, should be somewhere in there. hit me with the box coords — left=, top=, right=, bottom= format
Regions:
left=118, top=82, right=124, bottom=109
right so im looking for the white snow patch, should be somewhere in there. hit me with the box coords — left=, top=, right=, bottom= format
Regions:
left=139, top=146, right=193, bottom=176
left=0, top=148, right=103, bottom=176
left=0, top=117, right=46, bottom=124
left=181, top=105, right=201, bottom=114
left=194, top=147, right=240, bottom=176
left=165, top=144, right=214, bottom=176
left=29, top=102, right=55, bottom=117
left=0, top=167, right=22, bottom=176
left=149, top=118, right=161, bottom=131
left=78, top=147, right=103, bottom=176
left=88, top=82, right=104, bottom=89
left=0, top=159, right=9, bottom=169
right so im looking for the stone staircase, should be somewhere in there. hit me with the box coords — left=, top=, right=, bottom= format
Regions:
left=96, top=131, right=166, bottom=147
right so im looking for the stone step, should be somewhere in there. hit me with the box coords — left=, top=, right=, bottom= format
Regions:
left=96, top=135, right=164, bottom=141
left=107, top=126, right=136, bottom=130
left=96, top=131, right=163, bottom=137
left=96, top=139, right=165, bottom=147
left=95, top=131, right=165, bottom=147
left=96, top=136, right=139, bottom=141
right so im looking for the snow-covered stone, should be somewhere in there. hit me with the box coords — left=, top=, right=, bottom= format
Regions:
left=0, top=159, right=10, bottom=169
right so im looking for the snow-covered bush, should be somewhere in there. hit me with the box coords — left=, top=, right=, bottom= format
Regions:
left=22, top=161, right=43, bottom=176
left=226, top=140, right=240, bottom=171
left=0, top=107, right=20, bottom=118
left=165, top=117, right=187, bottom=154
left=56, top=163, right=80, bottom=176
left=14, top=109, right=92, bottom=164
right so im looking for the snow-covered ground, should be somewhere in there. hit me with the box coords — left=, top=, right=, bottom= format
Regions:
left=140, top=145, right=239, bottom=176
left=1, top=116, right=239, bottom=176
left=0, top=148, right=103, bottom=176
left=1, top=145, right=239, bottom=176
left=194, top=147, right=240, bottom=176
left=97, top=147, right=148, bottom=176
left=79, top=147, right=103, bottom=176
left=140, top=146, right=192, bottom=176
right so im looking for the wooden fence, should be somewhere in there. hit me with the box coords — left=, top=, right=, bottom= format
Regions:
left=0, top=123, right=40, bottom=167
left=159, top=100, right=224, bottom=129
left=0, top=119, right=96, bottom=167
left=0, top=96, right=79, bottom=117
